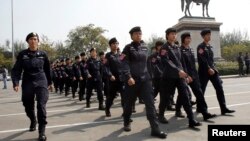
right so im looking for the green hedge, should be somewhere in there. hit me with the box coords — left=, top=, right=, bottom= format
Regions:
left=215, top=61, right=239, bottom=75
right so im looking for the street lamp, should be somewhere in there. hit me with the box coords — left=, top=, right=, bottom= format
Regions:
left=11, top=0, right=15, bottom=65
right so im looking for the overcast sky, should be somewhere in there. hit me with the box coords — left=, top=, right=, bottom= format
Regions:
left=0, top=0, right=250, bottom=48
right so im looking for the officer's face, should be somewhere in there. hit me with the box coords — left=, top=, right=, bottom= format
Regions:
left=131, top=32, right=142, bottom=43
left=90, top=50, right=97, bottom=57
left=110, top=43, right=119, bottom=51
left=167, top=32, right=177, bottom=42
left=184, top=37, right=191, bottom=45
left=203, top=33, right=211, bottom=42
left=28, top=37, right=39, bottom=49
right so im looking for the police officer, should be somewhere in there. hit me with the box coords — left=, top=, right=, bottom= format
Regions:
left=197, top=29, right=235, bottom=115
left=104, top=37, right=125, bottom=117
left=64, top=58, right=73, bottom=96
left=158, top=28, right=201, bottom=128
left=179, top=32, right=217, bottom=120
left=58, top=59, right=66, bottom=94
left=99, top=51, right=109, bottom=97
left=237, top=52, right=244, bottom=76
left=11, top=32, right=51, bottom=141
left=121, top=26, right=167, bottom=138
left=72, top=55, right=82, bottom=99
left=86, top=48, right=105, bottom=110
left=79, top=52, right=87, bottom=101
left=147, top=41, right=164, bottom=98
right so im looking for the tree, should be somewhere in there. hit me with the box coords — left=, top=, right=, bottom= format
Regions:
left=39, top=35, right=57, bottom=60
left=220, top=29, right=249, bottom=48
left=66, top=24, right=109, bottom=56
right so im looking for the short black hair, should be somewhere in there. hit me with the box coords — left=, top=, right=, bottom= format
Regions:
left=99, top=51, right=105, bottom=56
left=75, top=55, right=80, bottom=60
left=80, top=52, right=86, bottom=56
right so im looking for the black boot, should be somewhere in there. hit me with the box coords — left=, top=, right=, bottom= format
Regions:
left=221, top=108, right=235, bottom=115
left=38, top=134, right=47, bottom=141
left=158, top=116, right=169, bottom=124
left=86, top=100, right=90, bottom=108
left=105, top=108, right=111, bottom=117
left=123, top=123, right=131, bottom=132
left=29, top=120, right=37, bottom=132
left=189, top=120, right=201, bottom=128
left=99, top=102, right=105, bottom=110
left=151, top=127, right=167, bottom=139
left=203, top=113, right=217, bottom=121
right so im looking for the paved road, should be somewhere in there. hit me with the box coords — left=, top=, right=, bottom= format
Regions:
left=0, top=77, right=249, bottom=141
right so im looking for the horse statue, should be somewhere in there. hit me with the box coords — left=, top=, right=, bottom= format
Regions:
left=181, top=0, right=210, bottom=17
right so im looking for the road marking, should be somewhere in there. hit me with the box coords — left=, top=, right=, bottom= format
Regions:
left=0, top=102, right=250, bottom=134
left=0, top=91, right=249, bottom=117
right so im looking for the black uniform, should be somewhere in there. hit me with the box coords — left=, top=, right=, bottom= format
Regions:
left=64, top=63, right=73, bottom=96
left=104, top=51, right=125, bottom=116
left=72, top=62, right=81, bottom=98
left=147, top=52, right=162, bottom=98
left=101, top=58, right=109, bottom=97
left=11, top=49, right=51, bottom=136
left=52, top=66, right=59, bottom=93
left=244, top=54, right=249, bottom=75
left=197, top=42, right=234, bottom=114
left=180, top=45, right=217, bottom=120
left=159, top=42, right=198, bottom=125
left=86, top=57, right=104, bottom=109
left=58, top=64, right=67, bottom=94
left=121, top=41, right=161, bottom=131
left=79, top=60, right=87, bottom=100
left=237, top=54, right=244, bottom=76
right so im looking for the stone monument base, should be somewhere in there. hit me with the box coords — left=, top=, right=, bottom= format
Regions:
left=173, top=16, right=223, bottom=60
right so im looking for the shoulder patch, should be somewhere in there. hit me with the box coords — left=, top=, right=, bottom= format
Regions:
left=119, top=53, right=126, bottom=60
left=198, top=48, right=204, bottom=54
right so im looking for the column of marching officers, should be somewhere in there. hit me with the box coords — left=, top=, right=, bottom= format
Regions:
left=12, top=27, right=236, bottom=141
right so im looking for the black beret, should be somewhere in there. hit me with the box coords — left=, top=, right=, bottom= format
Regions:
left=99, top=51, right=105, bottom=56
left=66, top=58, right=71, bottom=61
left=75, top=55, right=80, bottom=60
left=80, top=52, right=86, bottom=56
left=129, top=26, right=141, bottom=35
left=200, top=28, right=211, bottom=36
left=89, top=47, right=96, bottom=52
left=181, top=32, right=191, bottom=43
left=155, top=41, right=164, bottom=47
left=109, top=37, right=118, bottom=46
left=26, top=32, right=39, bottom=42
left=165, top=28, right=177, bottom=35
left=60, top=59, right=65, bottom=62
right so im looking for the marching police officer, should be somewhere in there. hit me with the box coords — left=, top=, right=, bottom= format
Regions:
left=64, top=58, right=73, bottom=96
left=11, top=32, right=51, bottom=141
left=104, top=37, right=125, bottom=117
left=147, top=41, right=164, bottom=98
left=197, top=29, right=235, bottom=115
left=86, top=48, right=105, bottom=110
left=158, top=28, right=201, bottom=128
left=79, top=52, right=88, bottom=101
left=179, top=32, right=217, bottom=120
left=121, top=26, right=167, bottom=138
left=72, top=55, right=82, bottom=99
left=99, top=51, right=109, bottom=97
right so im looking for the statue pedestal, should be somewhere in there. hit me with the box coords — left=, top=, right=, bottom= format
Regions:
left=173, top=16, right=223, bottom=60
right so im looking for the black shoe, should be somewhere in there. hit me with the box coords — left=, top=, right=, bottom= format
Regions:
left=158, top=116, right=169, bottom=124
left=221, top=109, right=235, bottom=115
left=196, top=109, right=202, bottom=113
left=105, top=109, right=111, bottom=117
left=38, top=134, right=47, bottom=141
left=203, top=113, right=217, bottom=121
left=129, top=118, right=133, bottom=122
left=191, top=101, right=197, bottom=106
left=99, top=104, right=105, bottom=110
left=151, top=130, right=167, bottom=139
left=86, top=102, right=90, bottom=108
left=29, top=121, right=37, bottom=132
left=175, top=111, right=185, bottom=118
left=189, top=120, right=201, bottom=128
left=123, top=124, right=131, bottom=132
left=132, top=107, right=136, bottom=113
left=167, top=106, right=175, bottom=111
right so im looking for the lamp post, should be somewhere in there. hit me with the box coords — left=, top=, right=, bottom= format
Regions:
left=11, top=0, right=15, bottom=64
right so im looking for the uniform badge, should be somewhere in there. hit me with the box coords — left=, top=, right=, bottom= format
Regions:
left=198, top=48, right=204, bottom=54
left=160, top=49, right=167, bottom=56
left=151, top=57, right=156, bottom=63
left=119, top=54, right=126, bottom=60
